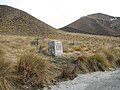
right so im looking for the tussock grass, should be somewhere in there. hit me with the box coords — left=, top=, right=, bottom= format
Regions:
left=90, top=53, right=110, bottom=70
left=0, top=45, right=15, bottom=90
left=98, top=46, right=115, bottom=61
left=15, top=52, right=57, bottom=89
left=97, top=46, right=120, bottom=67
left=73, top=45, right=82, bottom=51
left=74, top=55, right=107, bottom=73
left=60, top=65, right=77, bottom=80
left=74, top=56, right=90, bottom=72
left=113, top=47, right=120, bottom=67
left=74, top=47, right=120, bottom=73
left=0, top=33, right=119, bottom=89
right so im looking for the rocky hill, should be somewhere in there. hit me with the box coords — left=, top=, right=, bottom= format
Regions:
left=60, top=13, right=120, bottom=36
left=0, top=5, right=60, bottom=37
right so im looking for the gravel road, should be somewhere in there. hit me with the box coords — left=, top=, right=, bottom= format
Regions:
left=48, top=69, right=120, bottom=90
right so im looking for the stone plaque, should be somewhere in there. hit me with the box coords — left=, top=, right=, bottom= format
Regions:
left=48, top=40, right=63, bottom=56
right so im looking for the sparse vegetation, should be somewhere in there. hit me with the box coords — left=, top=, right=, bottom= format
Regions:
left=61, top=13, right=120, bottom=36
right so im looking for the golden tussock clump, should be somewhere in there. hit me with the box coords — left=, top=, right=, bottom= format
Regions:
left=15, top=52, right=57, bottom=89
left=0, top=44, right=15, bottom=90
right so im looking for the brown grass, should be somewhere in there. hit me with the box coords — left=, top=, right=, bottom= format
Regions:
left=73, top=46, right=120, bottom=73
left=60, top=65, right=77, bottom=80
left=0, top=44, right=15, bottom=90
left=0, top=33, right=119, bottom=89
left=14, top=52, right=57, bottom=89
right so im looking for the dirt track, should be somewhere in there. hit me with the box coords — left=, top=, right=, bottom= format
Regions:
left=49, top=69, right=120, bottom=90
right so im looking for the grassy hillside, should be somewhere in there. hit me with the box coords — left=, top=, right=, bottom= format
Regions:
left=60, top=13, right=120, bottom=36
left=0, top=5, right=63, bottom=37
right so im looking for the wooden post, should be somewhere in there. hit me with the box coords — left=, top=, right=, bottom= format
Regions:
left=36, top=38, right=39, bottom=51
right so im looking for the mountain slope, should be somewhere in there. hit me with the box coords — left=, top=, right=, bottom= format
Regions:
left=0, top=5, right=60, bottom=37
left=60, top=13, right=120, bottom=36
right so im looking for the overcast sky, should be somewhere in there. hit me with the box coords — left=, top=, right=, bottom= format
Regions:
left=0, top=0, right=120, bottom=28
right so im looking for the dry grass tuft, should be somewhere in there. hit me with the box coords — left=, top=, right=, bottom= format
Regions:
left=113, top=47, right=120, bottom=67
left=74, top=53, right=112, bottom=73
left=60, top=65, right=77, bottom=80
left=73, top=45, right=82, bottom=51
left=97, top=46, right=120, bottom=67
left=98, top=46, right=115, bottom=62
left=15, top=52, right=57, bottom=89
left=0, top=45, right=15, bottom=90
left=90, top=53, right=111, bottom=70
left=74, top=56, right=90, bottom=72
